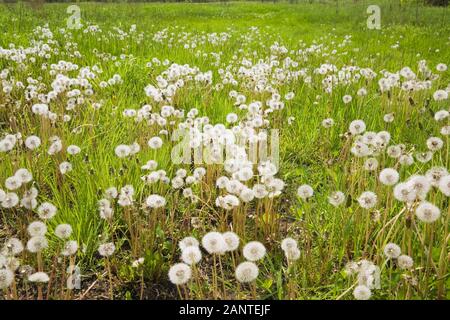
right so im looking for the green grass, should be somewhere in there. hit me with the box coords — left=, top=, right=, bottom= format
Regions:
left=0, top=1, right=449, bottom=300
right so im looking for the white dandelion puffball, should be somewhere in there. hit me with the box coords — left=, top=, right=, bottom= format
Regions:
left=168, top=263, right=191, bottom=285
left=235, top=261, right=259, bottom=283
left=353, top=285, right=372, bottom=300
left=37, top=202, right=57, bottom=220
left=434, top=110, right=449, bottom=121
left=179, top=236, right=199, bottom=251
left=61, top=240, right=78, bottom=256
left=114, top=144, right=131, bottom=158
left=322, top=118, right=335, bottom=128
left=433, top=89, right=448, bottom=101
left=379, top=168, right=399, bottom=186
left=54, top=224, right=73, bottom=239
left=59, top=161, right=73, bottom=174
left=297, top=184, right=314, bottom=200
left=98, top=242, right=116, bottom=257
left=243, top=241, right=266, bottom=261
left=27, top=221, right=47, bottom=237
left=28, top=272, right=49, bottom=283
left=397, top=255, right=414, bottom=270
left=284, top=247, right=301, bottom=261
left=181, top=246, right=202, bottom=265
left=281, top=238, right=298, bottom=252
left=0, top=268, right=14, bottom=289
left=436, top=63, right=447, bottom=72
left=349, top=120, right=366, bottom=135
left=384, top=243, right=401, bottom=259
left=357, top=191, right=377, bottom=209
left=27, top=236, right=48, bottom=253
left=426, top=137, right=443, bottom=151
left=25, top=136, right=41, bottom=150
left=438, top=175, right=450, bottom=196
left=15, top=168, right=33, bottom=183
left=357, top=88, right=368, bottom=96
left=393, top=183, right=416, bottom=203
left=226, top=113, right=238, bottom=123
left=342, top=95, right=352, bottom=104
left=145, top=194, right=166, bottom=209
left=105, top=187, right=118, bottom=199
left=383, top=113, right=394, bottom=123
left=1, top=192, right=19, bottom=208
left=415, top=201, right=441, bottom=223
left=222, top=231, right=240, bottom=252
left=5, top=176, right=21, bottom=190
left=148, top=136, right=163, bottom=149
left=408, top=175, right=431, bottom=199
left=328, top=191, right=346, bottom=207
left=201, top=232, right=226, bottom=254
left=3, top=238, right=24, bottom=255
left=67, top=145, right=81, bottom=155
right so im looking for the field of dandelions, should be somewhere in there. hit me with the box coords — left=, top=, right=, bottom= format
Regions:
left=0, top=1, right=449, bottom=300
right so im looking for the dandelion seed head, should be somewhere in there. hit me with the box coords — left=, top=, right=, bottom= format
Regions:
left=397, top=255, right=414, bottom=270
left=328, top=191, right=345, bottom=207
left=98, top=242, right=115, bottom=257
left=384, top=243, right=401, bottom=259
left=114, top=144, right=131, bottom=158
left=5, top=176, right=22, bottom=191
left=67, top=145, right=81, bottom=155
left=0, top=268, right=14, bottom=289
left=201, top=232, right=226, bottom=254
left=61, top=240, right=78, bottom=256
left=54, top=224, right=73, bottom=239
left=28, top=272, right=49, bottom=283
left=235, top=261, right=259, bottom=283
left=181, top=246, right=202, bottom=265
left=426, top=137, right=443, bottom=151
left=168, top=263, right=191, bottom=285
left=379, top=168, right=399, bottom=186
left=321, top=118, right=334, bottom=128
left=438, top=175, right=450, bottom=196
left=222, top=231, right=240, bottom=252
left=408, top=175, right=431, bottom=200
left=393, top=182, right=416, bottom=203
left=297, top=184, right=313, bottom=200
left=27, top=236, right=48, bottom=253
left=357, top=191, right=377, bottom=209
left=27, top=221, right=47, bottom=237
left=3, top=238, right=23, bottom=256
left=15, top=168, right=33, bottom=184
left=148, top=136, right=163, bottom=149
left=145, top=194, right=166, bottom=209
left=105, top=187, right=118, bottom=199
left=415, top=201, right=440, bottom=223
left=243, top=241, right=266, bottom=261
left=37, top=202, right=57, bottom=220
left=179, top=236, right=199, bottom=251
left=25, top=135, right=41, bottom=150
left=349, top=119, right=366, bottom=135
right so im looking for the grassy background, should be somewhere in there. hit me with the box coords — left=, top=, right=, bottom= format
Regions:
left=0, top=0, right=449, bottom=299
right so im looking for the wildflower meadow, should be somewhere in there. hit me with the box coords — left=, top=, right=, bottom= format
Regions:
left=0, top=0, right=449, bottom=302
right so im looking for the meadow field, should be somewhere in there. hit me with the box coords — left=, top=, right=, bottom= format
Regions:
left=0, top=1, right=449, bottom=300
